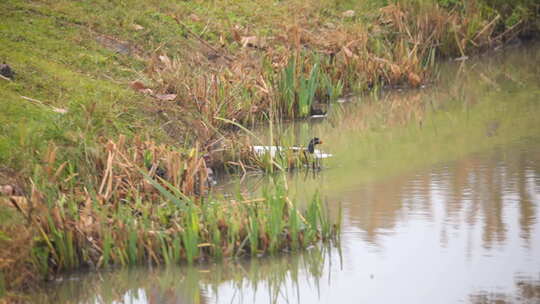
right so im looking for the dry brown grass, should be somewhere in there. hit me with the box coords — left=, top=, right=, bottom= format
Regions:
left=0, top=136, right=212, bottom=287
left=139, top=1, right=535, bottom=152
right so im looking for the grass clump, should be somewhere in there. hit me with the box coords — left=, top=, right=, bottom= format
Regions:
left=0, top=136, right=339, bottom=294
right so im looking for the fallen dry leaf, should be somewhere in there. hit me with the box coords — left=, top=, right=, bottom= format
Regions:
left=241, top=36, right=265, bottom=48
left=231, top=25, right=243, bottom=43
left=342, top=46, right=353, bottom=58
left=52, top=107, right=68, bottom=114
left=408, top=72, right=422, bottom=87
left=3, top=196, right=29, bottom=216
left=342, top=10, right=355, bottom=18
left=132, top=24, right=144, bottom=31
left=130, top=81, right=154, bottom=95
left=0, top=185, right=14, bottom=196
left=324, top=22, right=336, bottom=29
left=20, top=95, right=67, bottom=114
left=189, top=13, right=201, bottom=22
left=389, top=63, right=402, bottom=79
left=130, top=80, right=147, bottom=91
left=158, top=55, right=171, bottom=66
left=154, top=94, right=177, bottom=101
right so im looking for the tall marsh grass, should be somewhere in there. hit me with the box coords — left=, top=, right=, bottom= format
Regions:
left=149, top=0, right=538, bottom=141
left=0, top=138, right=340, bottom=291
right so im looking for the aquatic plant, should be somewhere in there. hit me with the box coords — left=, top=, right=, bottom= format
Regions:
left=0, top=138, right=339, bottom=293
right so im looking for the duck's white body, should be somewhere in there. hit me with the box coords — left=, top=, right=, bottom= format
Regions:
left=251, top=145, right=332, bottom=159
left=311, top=149, right=333, bottom=159
left=251, top=145, right=282, bottom=158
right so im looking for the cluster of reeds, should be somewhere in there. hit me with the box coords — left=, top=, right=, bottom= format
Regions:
left=275, top=53, right=344, bottom=118
left=142, top=0, right=538, bottom=148
left=0, top=137, right=339, bottom=294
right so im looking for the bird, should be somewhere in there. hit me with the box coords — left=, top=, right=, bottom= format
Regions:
left=251, top=137, right=332, bottom=161
left=302, top=137, right=332, bottom=169
left=306, top=137, right=322, bottom=153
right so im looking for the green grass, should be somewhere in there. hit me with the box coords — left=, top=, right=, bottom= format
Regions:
left=1, top=0, right=538, bottom=173
left=0, top=0, right=538, bottom=297
left=0, top=1, right=161, bottom=174
left=1, top=155, right=339, bottom=287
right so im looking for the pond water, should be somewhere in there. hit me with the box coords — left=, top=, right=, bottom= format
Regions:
left=33, top=43, right=540, bottom=303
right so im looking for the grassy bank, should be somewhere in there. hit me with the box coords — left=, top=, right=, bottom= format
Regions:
left=0, top=0, right=539, bottom=298
left=1, top=0, right=538, bottom=173
left=1, top=162, right=339, bottom=301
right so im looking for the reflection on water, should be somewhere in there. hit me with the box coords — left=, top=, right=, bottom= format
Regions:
left=469, top=276, right=540, bottom=304
left=33, top=44, right=540, bottom=303
left=344, top=140, right=540, bottom=250
left=34, top=246, right=335, bottom=304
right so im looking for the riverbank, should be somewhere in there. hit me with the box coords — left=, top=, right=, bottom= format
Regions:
left=23, top=40, right=540, bottom=304
left=1, top=0, right=539, bottom=299
left=1, top=0, right=539, bottom=175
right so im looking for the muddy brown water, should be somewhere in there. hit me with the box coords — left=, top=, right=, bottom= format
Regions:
left=32, top=43, right=540, bottom=303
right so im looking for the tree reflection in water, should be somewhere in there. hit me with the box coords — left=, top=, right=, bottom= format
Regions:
left=469, top=275, right=540, bottom=304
